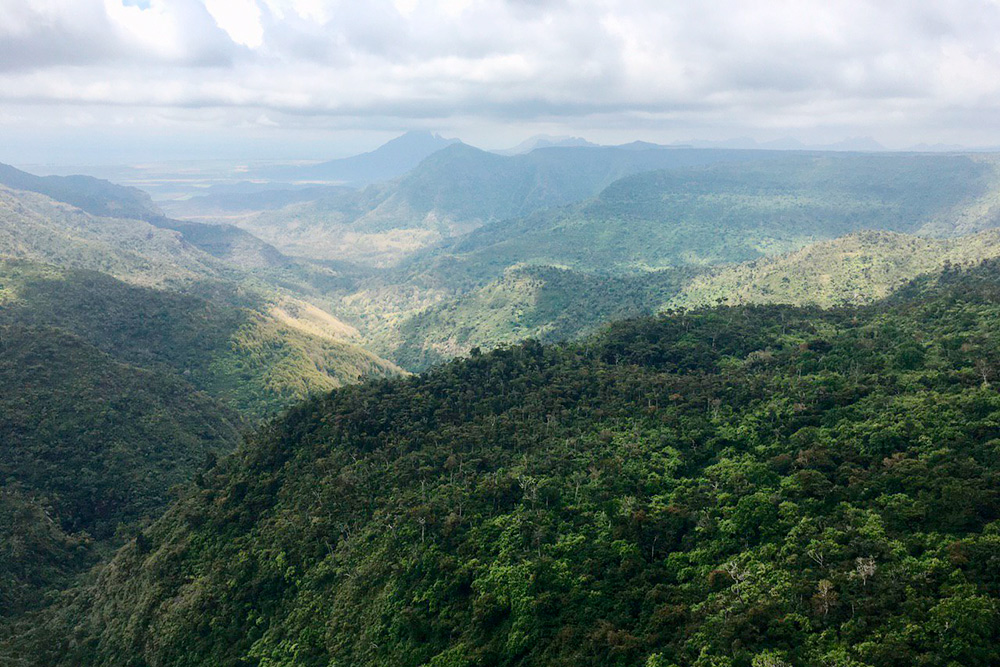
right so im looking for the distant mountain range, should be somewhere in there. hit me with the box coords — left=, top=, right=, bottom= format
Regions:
left=260, top=130, right=461, bottom=186
left=156, top=143, right=1000, bottom=373
left=178, top=143, right=782, bottom=266
left=15, top=146, right=1000, bottom=380
left=335, top=151, right=1000, bottom=370
left=441, top=152, right=999, bottom=276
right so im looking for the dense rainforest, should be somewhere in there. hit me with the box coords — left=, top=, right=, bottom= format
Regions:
left=0, top=324, right=242, bottom=617
left=8, top=259, right=1000, bottom=666
left=321, top=152, right=1000, bottom=370
left=7, top=147, right=1000, bottom=665
left=0, top=176, right=401, bottom=625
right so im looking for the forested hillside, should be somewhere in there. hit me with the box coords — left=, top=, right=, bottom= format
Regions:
left=0, top=176, right=402, bottom=629
left=0, top=186, right=228, bottom=289
left=0, top=324, right=242, bottom=537
left=671, top=229, right=1000, bottom=308
left=12, top=260, right=1000, bottom=666
left=196, top=144, right=780, bottom=266
left=0, top=259, right=400, bottom=418
left=0, top=178, right=405, bottom=414
left=0, top=324, right=243, bottom=616
left=0, top=487, right=95, bottom=618
left=0, top=176, right=366, bottom=306
left=0, top=257, right=397, bottom=618
left=11, top=1, right=1000, bottom=664
left=328, top=152, right=1000, bottom=370
left=380, top=265, right=691, bottom=370
left=363, top=228, right=1000, bottom=372
left=448, top=153, right=999, bottom=274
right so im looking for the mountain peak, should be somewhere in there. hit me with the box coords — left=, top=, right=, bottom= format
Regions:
left=274, top=131, right=462, bottom=186
left=379, top=130, right=461, bottom=152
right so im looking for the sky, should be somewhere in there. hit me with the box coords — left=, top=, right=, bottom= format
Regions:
left=4, top=0, right=1000, bottom=164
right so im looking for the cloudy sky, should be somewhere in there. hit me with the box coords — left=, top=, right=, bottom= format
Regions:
left=3, top=0, right=1000, bottom=164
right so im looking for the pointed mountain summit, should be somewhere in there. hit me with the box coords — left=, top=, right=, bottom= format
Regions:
left=271, top=131, right=462, bottom=186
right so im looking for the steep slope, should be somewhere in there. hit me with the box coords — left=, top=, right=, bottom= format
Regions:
left=670, top=229, right=1000, bottom=308
left=225, top=144, right=780, bottom=265
left=0, top=181, right=299, bottom=284
left=382, top=265, right=692, bottom=370
left=0, top=324, right=243, bottom=617
left=0, top=175, right=368, bottom=306
left=0, top=174, right=400, bottom=622
left=15, top=262, right=1000, bottom=666
left=147, top=218, right=290, bottom=270
left=0, top=487, right=95, bottom=617
left=0, top=181, right=403, bottom=416
left=0, top=324, right=242, bottom=540
left=0, top=159, right=302, bottom=274
left=0, top=260, right=401, bottom=419
left=0, top=186, right=228, bottom=289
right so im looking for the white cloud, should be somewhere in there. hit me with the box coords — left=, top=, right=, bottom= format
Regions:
left=4, top=0, right=1000, bottom=161
left=204, top=0, right=263, bottom=48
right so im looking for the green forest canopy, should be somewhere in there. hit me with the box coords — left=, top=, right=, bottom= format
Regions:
left=10, top=260, right=1000, bottom=666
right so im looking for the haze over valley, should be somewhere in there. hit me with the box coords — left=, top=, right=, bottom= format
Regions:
left=6, top=2, right=1000, bottom=665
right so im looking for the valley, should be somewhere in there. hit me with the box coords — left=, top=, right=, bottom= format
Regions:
left=152, top=146, right=1000, bottom=372
left=6, top=136, right=1000, bottom=665
left=10, top=259, right=1000, bottom=665
left=12, top=2, right=1000, bottom=663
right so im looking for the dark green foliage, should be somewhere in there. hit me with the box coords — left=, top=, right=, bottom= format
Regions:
left=0, top=324, right=242, bottom=541
left=0, top=323, right=241, bottom=617
left=0, top=487, right=96, bottom=617
left=17, top=260, right=1000, bottom=666
left=0, top=183, right=399, bottom=628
